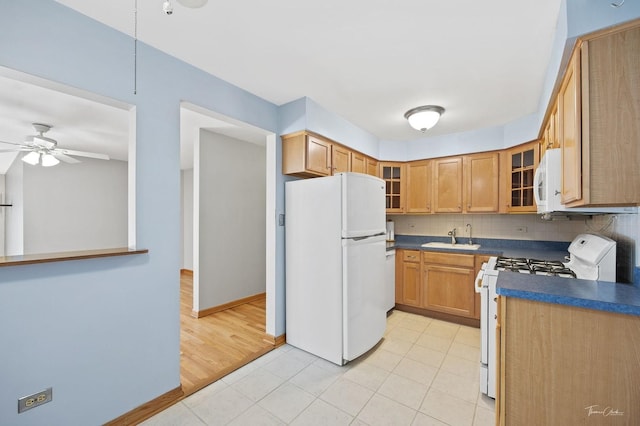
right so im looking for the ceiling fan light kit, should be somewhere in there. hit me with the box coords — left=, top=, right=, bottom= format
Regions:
left=2, top=123, right=110, bottom=168
left=404, top=105, right=445, bottom=132
left=22, top=151, right=40, bottom=166
left=41, top=154, right=60, bottom=167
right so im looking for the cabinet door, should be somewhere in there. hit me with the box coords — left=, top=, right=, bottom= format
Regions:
left=434, top=157, right=463, bottom=213
left=406, top=160, right=433, bottom=213
left=380, top=162, right=405, bottom=213
left=306, top=136, right=332, bottom=176
left=465, top=153, right=499, bottom=213
left=579, top=27, right=640, bottom=206
left=395, top=250, right=404, bottom=303
left=423, top=265, right=475, bottom=317
left=332, top=144, right=351, bottom=174
left=559, top=48, right=582, bottom=205
left=366, top=158, right=379, bottom=177
left=506, top=142, right=539, bottom=213
left=401, top=260, right=421, bottom=307
left=351, top=152, right=366, bottom=174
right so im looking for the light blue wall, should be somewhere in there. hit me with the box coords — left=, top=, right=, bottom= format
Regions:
left=0, top=1, right=279, bottom=424
left=567, top=0, right=640, bottom=38
left=279, top=97, right=380, bottom=158
left=305, top=98, right=380, bottom=158
left=2, top=0, right=639, bottom=423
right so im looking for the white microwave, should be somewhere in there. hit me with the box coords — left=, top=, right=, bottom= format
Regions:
left=533, top=148, right=636, bottom=216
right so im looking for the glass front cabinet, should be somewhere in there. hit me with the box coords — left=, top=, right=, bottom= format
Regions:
left=506, top=141, right=539, bottom=213
left=380, top=162, right=405, bottom=213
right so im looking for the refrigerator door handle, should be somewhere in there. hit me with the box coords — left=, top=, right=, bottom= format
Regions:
left=348, top=232, right=386, bottom=242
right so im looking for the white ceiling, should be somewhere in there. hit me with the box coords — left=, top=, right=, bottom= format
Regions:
left=1, top=1, right=564, bottom=175
left=0, top=71, right=268, bottom=172
left=56, top=0, right=563, bottom=141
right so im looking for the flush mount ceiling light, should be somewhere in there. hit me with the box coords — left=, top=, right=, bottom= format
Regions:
left=177, top=0, right=208, bottom=7
left=404, top=105, right=445, bottom=132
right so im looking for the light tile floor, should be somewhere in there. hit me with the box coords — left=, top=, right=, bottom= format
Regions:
left=142, top=310, right=495, bottom=426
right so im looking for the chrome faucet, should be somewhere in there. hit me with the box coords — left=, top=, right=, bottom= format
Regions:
left=447, top=228, right=456, bottom=245
left=466, top=223, right=473, bottom=245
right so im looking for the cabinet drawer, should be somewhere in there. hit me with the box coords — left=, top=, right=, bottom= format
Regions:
left=403, top=250, right=420, bottom=262
left=422, top=251, right=474, bottom=268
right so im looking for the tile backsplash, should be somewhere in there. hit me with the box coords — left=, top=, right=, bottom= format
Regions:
left=388, top=213, right=639, bottom=282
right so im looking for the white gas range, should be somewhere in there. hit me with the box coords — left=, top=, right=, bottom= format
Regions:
left=474, top=233, right=617, bottom=398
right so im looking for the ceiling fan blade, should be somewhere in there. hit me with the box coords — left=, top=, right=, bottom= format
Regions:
left=0, top=148, right=30, bottom=153
left=52, top=153, right=81, bottom=164
left=55, top=148, right=110, bottom=160
left=0, top=139, right=31, bottom=148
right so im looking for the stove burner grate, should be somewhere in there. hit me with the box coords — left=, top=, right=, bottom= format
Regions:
left=495, top=256, right=577, bottom=278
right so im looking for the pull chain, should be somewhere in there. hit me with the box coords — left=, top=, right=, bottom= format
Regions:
left=133, top=0, right=138, bottom=95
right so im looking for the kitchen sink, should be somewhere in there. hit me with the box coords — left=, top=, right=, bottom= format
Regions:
left=421, top=242, right=481, bottom=250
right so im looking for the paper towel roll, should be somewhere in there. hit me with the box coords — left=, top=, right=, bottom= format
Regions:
left=386, top=220, right=394, bottom=241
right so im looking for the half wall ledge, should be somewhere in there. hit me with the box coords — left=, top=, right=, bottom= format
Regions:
left=0, top=247, right=149, bottom=267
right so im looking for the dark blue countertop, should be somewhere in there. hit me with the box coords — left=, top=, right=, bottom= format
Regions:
left=496, top=271, right=640, bottom=316
left=391, top=234, right=640, bottom=316
left=390, top=234, right=569, bottom=261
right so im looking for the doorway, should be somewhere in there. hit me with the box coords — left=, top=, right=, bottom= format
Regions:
left=179, top=103, right=275, bottom=396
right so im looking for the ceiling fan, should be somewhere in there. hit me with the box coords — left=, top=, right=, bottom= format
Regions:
left=0, top=123, right=110, bottom=167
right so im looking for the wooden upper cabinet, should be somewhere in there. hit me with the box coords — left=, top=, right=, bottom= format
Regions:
left=540, top=100, right=559, bottom=158
left=282, top=131, right=369, bottom=178
left=406, top=160, right=433, bottom=213
left=380, top=162, right=405, bottom=213
left=464, top=152, right=499, bottom=213
left=559, top=48, right=582, bottom=205
left=504, top=141, right=539, bottom=213
left=331, top=144, right=350, bottom=174
left=351, top=152, right=366, bottom=174
left=366, top=157, right=379, bottom=177
left=282, top=132, right=331, bottom=177
left=306, top=135, right=332, bottom=176
left=561, top=26, right=640, bottom=207
left=433, top=157, right=463, bottom=213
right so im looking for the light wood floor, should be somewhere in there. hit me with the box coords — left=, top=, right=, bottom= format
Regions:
left=180, top=272, right=274, bottom=397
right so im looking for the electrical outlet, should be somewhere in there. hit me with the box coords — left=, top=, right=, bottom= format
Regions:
left=18, top=388, right=52, bottom=413
left=515, top=226, right=528, bottom=233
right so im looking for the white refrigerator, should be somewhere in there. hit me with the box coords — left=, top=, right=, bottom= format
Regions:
left=285, top=172, right=387, bottom=366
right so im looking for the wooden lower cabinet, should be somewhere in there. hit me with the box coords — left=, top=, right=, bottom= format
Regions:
left=395, top=249, right=479, bottom=325
left=497, top=297, right=640, bottom=425
left=422, top=252, right=475, bottom=318
left=396, top=250, right=421, bottom=307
